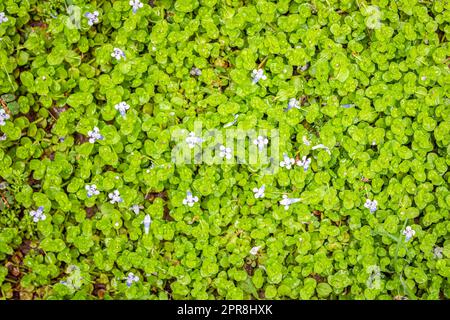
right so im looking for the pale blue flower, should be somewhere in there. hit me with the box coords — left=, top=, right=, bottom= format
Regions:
left=87, top=127, right=103, bottom=143
left=84, top=11, right=99, bottom=26
left=111, top=48, right=126, bottom=60
left=126, top=272, right=139, bottom=287
left=143, top=214, right=152, bottom=234
left=0, top=12, right=8, bottom=24
left=402, top=226, right=415, bottom=242
left=108, top=190, right=123, bottom=204
left=85, top=184, right=100, bottom=198
left=250, top=246, right=261, bottom=255
left=219, top=145, right=232, bottom=159
left=280, top=153, right=295, bottom=170
left=185, top=132, right=203, bottom=149
left=129, top=0, right=143, bottom=14
left=30, top=206, right=46, bottom=222
left=279, top=195, right=301, bottom=210
left=183, top=190, right=198, bottom=207
left=251, top=69, right=267, bottom=84
left=114, top=101, right=130, bottom=117
left=253, top=185, right=265, bottom=199
left=253, top=135, right=268, bottom=151
left=296, top=156, right=311, bottom=172
left=0, top=109, right=10, bottom=126
left=130, top=204, right=144, bottom=215
left=190, top=67, right=202, bottom=76
left=364, top=199, right=378, bottom=213
left=285, top=98, right=300, bottom=112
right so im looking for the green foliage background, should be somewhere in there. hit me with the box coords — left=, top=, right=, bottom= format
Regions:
left=0, top=0, right=449, bottom=299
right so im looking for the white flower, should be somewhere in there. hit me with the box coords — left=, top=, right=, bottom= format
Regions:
left=84, top=11, right=99, bottom=26
left=340, top=103, right=354, bottom=108
left=129, top=0, right=143, bottom=14
left=126, top=272, right=139, bottom=287
left=0, top=12, right=8, bottom=24
left=402, top=226, right=416, bottom=242
left=253, top=135, right=268, bottom=151
left=0, top=134, right=6, bottom=141
left=108, top=190, right=123, bottom=204
left=253, top=185, right=265, bottom=199
left=311, top=144, right=331, bottom=155
left=30, top=206, right=46, bottom=222
left=114, top=101, right=130, bottom=117
left=111, top=47, right=126, bottom=60
left=182, top=190, right=198, bottom=207
left=302, top=136, right=311, bottom=146
left=280, top=153, right=295, bottom=169
left=0, top=109, right=10, bottom=126
left=279, top=195, right=301, bottom=210
left=433, top=247, right=443, bottom=259
left=296, top=156, right=311, bottom=172
left=85, top=184, right=100, bottom=198
left=143, top=214, right=152, bottom=234
left=285, top=98, right=300, bottom=111
left=185, top=132, right=203, bottom=149
left=364, top=199, right=378, bottom=213
left=250, top=246, right=261, bottom=255
left=87, top=126, right=103, bottom=143
left=251, top=69, right=267, bottom=84
left=190, top=67, right=202, bottom=76
left=130, top=204, right=143, bottom=215
left=219, top=145, right=232, bottom=159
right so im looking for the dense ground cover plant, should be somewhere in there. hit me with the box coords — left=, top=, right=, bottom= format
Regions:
left=0, top=0, right=449, bottom=300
